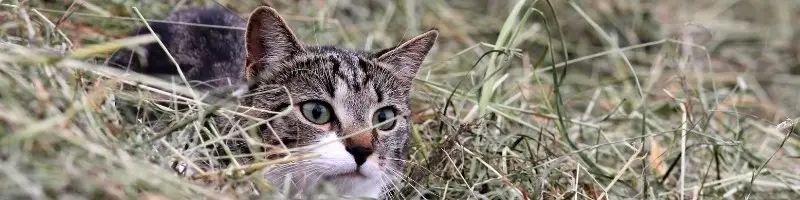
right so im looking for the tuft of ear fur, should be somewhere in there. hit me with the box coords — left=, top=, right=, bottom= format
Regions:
left=244, top=6, right=305, bottom=82
left=373, top=30, right=439, bottom=82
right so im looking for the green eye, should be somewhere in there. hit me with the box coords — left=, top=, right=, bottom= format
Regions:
left=372, top=107, right=396, bottom=131
left=301, top=101, right=332, bottom=124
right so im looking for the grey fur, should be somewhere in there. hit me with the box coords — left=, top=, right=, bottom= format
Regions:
left=109, top=6, right=437, bottom=198
left=108, top=7, right=246, bottom=89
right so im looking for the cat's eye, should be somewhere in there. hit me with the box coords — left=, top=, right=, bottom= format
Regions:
left=301, top=101, right=332, bottom=124
left=372, top=107, right=396, bottom=131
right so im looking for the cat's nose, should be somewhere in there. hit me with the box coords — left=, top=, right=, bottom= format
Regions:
left=345, top=146, right=373, bottom=166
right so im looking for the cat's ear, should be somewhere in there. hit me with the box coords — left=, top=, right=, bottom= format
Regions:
left=373, top=29, right=439, bottom=82
left=244, top=6, right=305, bottom=81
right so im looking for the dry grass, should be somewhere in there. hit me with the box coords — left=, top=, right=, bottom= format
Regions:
left=1, top=0, right=799, bottom=199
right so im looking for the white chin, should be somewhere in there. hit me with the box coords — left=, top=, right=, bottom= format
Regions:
left=323, top=172, right=384, bottom=198
left=267, top=133, right=389, bottom=198
left=266, top=166, right=387, bottom=199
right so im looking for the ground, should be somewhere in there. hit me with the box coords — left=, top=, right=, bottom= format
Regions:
left=1, top=0, right=799, bottom=199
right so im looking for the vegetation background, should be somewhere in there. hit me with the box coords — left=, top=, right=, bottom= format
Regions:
left=1, top=0, right=799, bottom=199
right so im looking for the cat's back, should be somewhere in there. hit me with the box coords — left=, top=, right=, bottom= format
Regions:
left=109, top=7, right=247, bottom=88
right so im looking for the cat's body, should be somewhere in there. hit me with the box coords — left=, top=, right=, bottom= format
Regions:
left=109, top=7, right=246, bottom=89
left=109, top=6, right=437, bottom=199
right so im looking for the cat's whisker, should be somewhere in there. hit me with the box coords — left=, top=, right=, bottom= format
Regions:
left=273, top=163, right=330, bottom=195
left=384, top=170, right=417, bottom=199
left=380, top=173, right=405, bottom=200
left=281, top=163, right=325, bottom=180
left=379, top=177, right=393, bottom=199
left=382, top=157, right=408, bottom=162
left=270, top=163, right=323, bottom=189
left=377, top=177, right=393, bottom=200
left=306, top=167, right=332, bottom=194
left=268, top=164, right=309, bottom=176
left=382, top=157, right=443, bottom=180
left=300, top=169, right=323, bottom=191
left=387, top=168, right=437, bottom=200
left=379, top=181, right=394, bottom=199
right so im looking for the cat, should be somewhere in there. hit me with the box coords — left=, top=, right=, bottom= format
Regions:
left=108, top=6, right=438, bottom=199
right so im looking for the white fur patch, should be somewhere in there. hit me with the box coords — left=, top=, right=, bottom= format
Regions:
left=313, top=133, right=357, bottom=174
left=266, top=133, right=387, bottom=198
left=332, top=79, right=354, bottom=124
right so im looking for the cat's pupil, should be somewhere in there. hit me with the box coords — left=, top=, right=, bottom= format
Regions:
left=311, top=105, right=323, bottom=119
left=377, top=112, right=386, bottom=122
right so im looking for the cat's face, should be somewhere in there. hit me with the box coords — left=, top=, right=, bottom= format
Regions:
left=240, top=7, right=437, bottom=198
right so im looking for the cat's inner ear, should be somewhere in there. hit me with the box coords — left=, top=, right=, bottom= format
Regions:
left=373, top=30, right=439, bottom=82
left=244, top=6, right=305, bottom=81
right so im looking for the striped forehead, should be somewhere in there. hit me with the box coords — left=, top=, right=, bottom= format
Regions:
left=300, top=53, right=384, bottom=101
left=311, top=53, right=378, bottom=122
left=332, top=77, right=374, bottom=123
left=263, top=47, right=410, bottom=109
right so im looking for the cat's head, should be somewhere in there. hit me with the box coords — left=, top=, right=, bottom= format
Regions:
left=240, top=6, right=437, bottom=198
